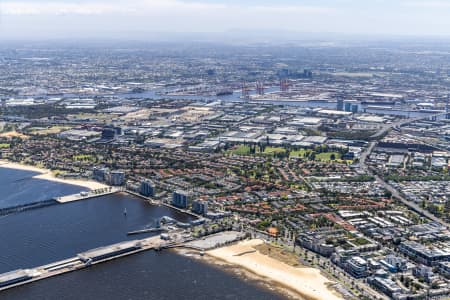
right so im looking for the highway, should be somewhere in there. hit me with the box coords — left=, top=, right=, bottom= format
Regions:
left=369, top=111, right=446, bottom=140
left=361, top=112, right=445, bottom=169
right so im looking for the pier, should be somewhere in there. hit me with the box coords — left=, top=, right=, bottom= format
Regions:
left=0, top=231, right=244, bottom=292
left=0, top=235, right=181, bottom=292
left=54, top=187, right=121, bottom=204
left=127, top=227, right=167, bottom=236
left=0, top=199, right=58, bottom=216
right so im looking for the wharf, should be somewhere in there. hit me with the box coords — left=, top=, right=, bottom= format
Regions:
left=0, top=235, right=178, bottom=292
left=55, top=187, right=120, bottom=203
left=127, top=227, right=167, bottom=236
left=0, top=231, right=244, bottom=292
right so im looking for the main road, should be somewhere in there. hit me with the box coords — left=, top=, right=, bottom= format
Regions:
left=360, top=111, right=449, bottom=228
left=373, top=174, right=449, bottom=227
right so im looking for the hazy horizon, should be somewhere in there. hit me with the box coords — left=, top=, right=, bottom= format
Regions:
left=2, top=0, right=450, bottom=40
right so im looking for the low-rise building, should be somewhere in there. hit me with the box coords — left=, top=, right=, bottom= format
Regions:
left=399, top=241, right=450, bottom=266
left=345, top=256, right=368, bottom=278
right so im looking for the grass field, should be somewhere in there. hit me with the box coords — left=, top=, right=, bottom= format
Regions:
left=289, top=149, right=311, bottom=158
left=0, top=143, right=10, bottom=149
left=72, top=113, right=114, bottom=121
left=29, top=126, right=72, bottom=135
left=229, top=145, right=251, bottom=155
left=263, top=147, right=286, bottom=155
left=0, top=131, right=29, bottom=139
left=315, top=152, right=341, bottom=162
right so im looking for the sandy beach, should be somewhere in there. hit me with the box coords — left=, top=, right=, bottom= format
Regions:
left=0, top=160, right=107, bottom=190
left=207, top=239, right=343, bottom=300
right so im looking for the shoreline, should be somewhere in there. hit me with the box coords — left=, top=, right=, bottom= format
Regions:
left=0, top=160, right=108, bottom=190
left=204, top=239, right=343, bottom=300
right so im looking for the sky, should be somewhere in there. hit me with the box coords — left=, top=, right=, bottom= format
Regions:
left=1, top=0, right=450, bottom=40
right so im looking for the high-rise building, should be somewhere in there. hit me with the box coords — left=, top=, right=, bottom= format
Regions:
left=101, top=127, right=116, bottom=140
left=337, top=97, right=344, bottom=111
left=172, top=190, right=190, bottom=209
left=344, top=100, right=360, bottom=113
left=140, top=180, right=155, bottom=197
left=108, top=171, right=125, bottom=186
left=93, top=167, right=109, bottom=182
left=345, top=256, right=368, bottom=278
left=192, top=200, right=208, bottom=215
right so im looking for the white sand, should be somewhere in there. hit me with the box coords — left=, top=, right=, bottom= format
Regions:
left=207, top=239, right=343, bottom=300
left=0, top=160, right=107, bottom=190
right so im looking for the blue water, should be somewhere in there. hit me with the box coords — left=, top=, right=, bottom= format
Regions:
left=0, top=167, right=88, bottom=209
left=0, top=192, right=194, bottom=274
left=2, top=251, right=286, bottom=300
left=0, top=168, right=288, bottom=300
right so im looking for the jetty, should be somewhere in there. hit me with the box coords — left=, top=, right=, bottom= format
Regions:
left=127, top=227, right=167, bottom=236
left=0, top=199, right=58, bottom=217
left=0, top=231, right=244, bottom=292
left=0, top=235, right=180, bottom=292
left=54, top=187, right=121, bottom=204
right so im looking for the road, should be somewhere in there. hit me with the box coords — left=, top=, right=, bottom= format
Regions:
left=361, top=112, right=445, bottom=170
left=360, top=111, right=449, bottom=228
left=369, top=111, right=446, bottom=139
left=374, top=174, right=450, bottom=227
left=245, top=227, right=387, bottom=300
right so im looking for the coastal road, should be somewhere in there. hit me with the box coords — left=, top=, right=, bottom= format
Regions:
left=297, top=249, right=389, bottom=300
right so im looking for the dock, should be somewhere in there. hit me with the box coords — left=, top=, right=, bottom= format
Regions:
left=0, top=231, right=244, bottom=292
left=0, top=199, right=58, bottom=217
left=127, top=227, right=167, bottom=236
left=55, top=187, right=121, bottom=204
left=0, top=235, right=179, bottom=292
